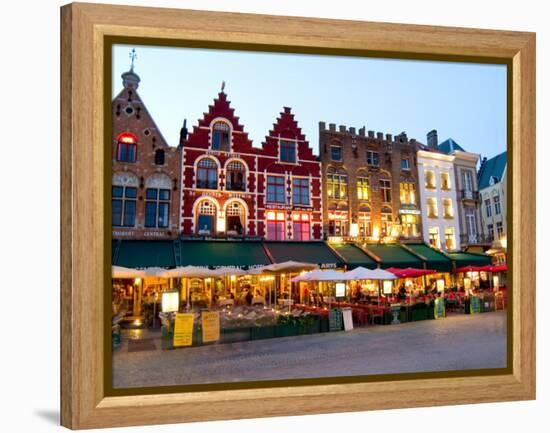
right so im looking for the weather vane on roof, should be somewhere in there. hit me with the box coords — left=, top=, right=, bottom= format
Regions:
left=221, top=80, right=226, bottom=92
left=129, top=49, right=137, bottom=71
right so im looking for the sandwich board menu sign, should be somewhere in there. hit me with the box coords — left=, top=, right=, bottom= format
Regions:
left=201, top=311, right=220, bottom=343
left=173, top=313, right=194, bottom=347
left=470, top=295, right=481, bottom=314
left=329, top=308, right=343, bottom=332
left=341, top=307, right=354, bottom=331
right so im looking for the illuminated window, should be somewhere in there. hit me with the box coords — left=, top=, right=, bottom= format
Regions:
left=427, top=197, right=438, bottom=218
left=197, top=158, right=218, bottom=189
left=196, top=200, right=217, bottom=234
left=425, top=170, right=436, bottom=189
left=381, top=208, right=393, bottom=237
left=226, top=202, right=246, bottom=235
left=145, top=188, right=170, bottom=228
left=380, top=179, right=392, bottom=203
left=327, top=170, right=347, bottom=199
left=212, top=121, right=230, bottom=151
left=292, top=212, right=310, bottom=241
left=358, top=212, right=372, bottom=237
left=116, top=132, right=137, bottom=162
left=367, top=151, right=379, bottom=166
left=226, top=161, right=246, bottom=191
left=328, top=213, right=348, bottom=237
left=444, top=227, right=455, bottom=250
left=292, top=178, right=310, bottom=205
left=267, top=176, right=286, bottom=204
left=399, top=182, right=415, bottom=205
left=279, top=140, right=296, bottom=163
left=428, top=227, right=440, bottom=248
left=266, top=211, right=286, bottom=240
left=440, top=172, right=451, bottom=190
left=443, top=198, right=453, bottom=218
left=401, top=214, right=419, bottom=238
left=112, top=185, right=137, bottom=227
left=357, top=177, right=370, bottom=200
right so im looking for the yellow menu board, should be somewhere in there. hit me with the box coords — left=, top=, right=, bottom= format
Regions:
left=201, top=311, right=220, bottom=343
left=173, top=313, right=194, bottom=347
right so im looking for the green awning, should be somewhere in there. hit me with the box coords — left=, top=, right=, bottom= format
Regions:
left=406, top=244, right=453, bottom=272
left=447, top=252, right=492, bottom=268
left=264, top=242, right=343, bottom=267
left=112, top=240, right=176, bottom=268
left=331, top=243, right=377, bottom=269
left=363, top=244, right=423, bottom=269
left=178, top=240, right=271, bottom=268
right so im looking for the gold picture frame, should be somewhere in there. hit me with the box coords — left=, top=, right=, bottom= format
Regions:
left=61, top=2, right=535, bottom=429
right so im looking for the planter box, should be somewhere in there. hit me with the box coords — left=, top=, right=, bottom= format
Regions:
left=221, top=327, right=251, bottom=344
left=250, top=325, right=276, bottom=340
left=411, top=307, right=428, bottom=321
left=276, top=323, right=299, bottom=337
left=320, top=317, right=329, bottom=333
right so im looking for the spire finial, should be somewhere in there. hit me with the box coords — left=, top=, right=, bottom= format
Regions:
left=129, top=49, right=137, bottom=72
left=221, top=80, right=225, bottom=92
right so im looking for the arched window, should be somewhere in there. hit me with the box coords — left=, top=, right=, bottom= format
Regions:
left=197, top=158, right=218, bottom=189
left=212, top=121, right=231, bottom=151
left=116, top=132, right=137, bottom=162
left=226, top=161, right=246, bottom=191
left=154, top=149, right=165, bottom=165
left=196, top=200, right=217, bottom=234
left=327, top=167, right=347, bottom=199
left=381, top=207, right=393, bottom=237
left=226, top=201, right=246, bottom=235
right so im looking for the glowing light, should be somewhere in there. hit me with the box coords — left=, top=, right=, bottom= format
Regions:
left=500, top=237, right=507, bottom=249
left=436, top=279, right=445, bottom=293
left=372, top=226, right=380, bottom=239
left=161, top=289, right=179, bottom=313
left=134, top=278, right=141, bottom=285
left=216, top=217, right=226, bottom=232
left=349, top=223, right=359, bottom=237
left=230, top=275, right=236, bottom=282
left=383, top=280, right=393, bottom=295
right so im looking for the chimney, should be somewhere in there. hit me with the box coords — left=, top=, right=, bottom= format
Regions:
left=179, top=119, right=188, bottom=146
left=427, top=129, right=438, bottom=150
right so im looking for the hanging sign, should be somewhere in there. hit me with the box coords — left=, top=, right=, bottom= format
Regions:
left=434, top=297, right=445, bottom=319
left=201, top=311, right=221, bottom=343
left=173, top=313, right=194, bottom=347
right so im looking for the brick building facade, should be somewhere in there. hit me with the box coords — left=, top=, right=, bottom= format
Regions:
left=111, top=66, right=182, bottom=240
left=181, top=90, right=322, bottom=240
left=319, top=122, right=422, bottom=243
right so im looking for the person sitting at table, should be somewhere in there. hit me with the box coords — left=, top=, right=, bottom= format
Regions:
left=397, top=285, right=407, bottom=301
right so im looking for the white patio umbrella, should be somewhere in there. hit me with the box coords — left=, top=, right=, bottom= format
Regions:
left=142, top=267, right=171, bottom=278
left=344, top=266, right=397, bottom=281
left=258, top=260, right=319, bottom=274
left=111, top=265, right=146, bottom=279
left=212, top=267, right=247, bottom=276
left=162, top=266, right=218, bottom=278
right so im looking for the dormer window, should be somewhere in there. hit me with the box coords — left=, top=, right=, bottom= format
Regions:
left=212, top=121, right=231, bottom=151
left=279, top=140, right=296, bottom=163
left=116, top=132, right=137, bottom=162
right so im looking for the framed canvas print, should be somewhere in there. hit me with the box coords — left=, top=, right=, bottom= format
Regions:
left=60, top=2, right=536, bottom=429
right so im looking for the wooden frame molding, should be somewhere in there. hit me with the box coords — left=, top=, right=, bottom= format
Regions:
left=61, top=2, right=535, bottom=429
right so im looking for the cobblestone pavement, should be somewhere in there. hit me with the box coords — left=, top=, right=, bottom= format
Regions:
left=113, top=311, right=507, bottom=389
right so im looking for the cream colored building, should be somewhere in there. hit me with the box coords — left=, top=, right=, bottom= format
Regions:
left=417, top=150, right=461, bottom=251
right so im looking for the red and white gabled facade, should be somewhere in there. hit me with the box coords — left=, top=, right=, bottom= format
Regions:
left=181, top=91, right=322, bottom=240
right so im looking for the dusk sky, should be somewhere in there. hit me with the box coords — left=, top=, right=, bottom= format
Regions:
left=112, top=44, right=507, bottom=161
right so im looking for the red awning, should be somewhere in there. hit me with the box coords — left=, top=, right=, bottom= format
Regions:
left=386, top=267, right=437, bottom=278
left=454, top=265, right=485, bottom=273
left=478, top=263, right=507, bottom=273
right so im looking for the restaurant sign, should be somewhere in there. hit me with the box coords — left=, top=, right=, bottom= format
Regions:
left=201, top=311, right=220, bottom=343
left=173, top=313, right=194, bottom=347
left=470, top=295, right=481, bottom=314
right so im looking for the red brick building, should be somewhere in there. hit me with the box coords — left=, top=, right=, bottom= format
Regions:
left=111, top=64, right=182, bottom=240
left=181, top=89, right=322, bottom=240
